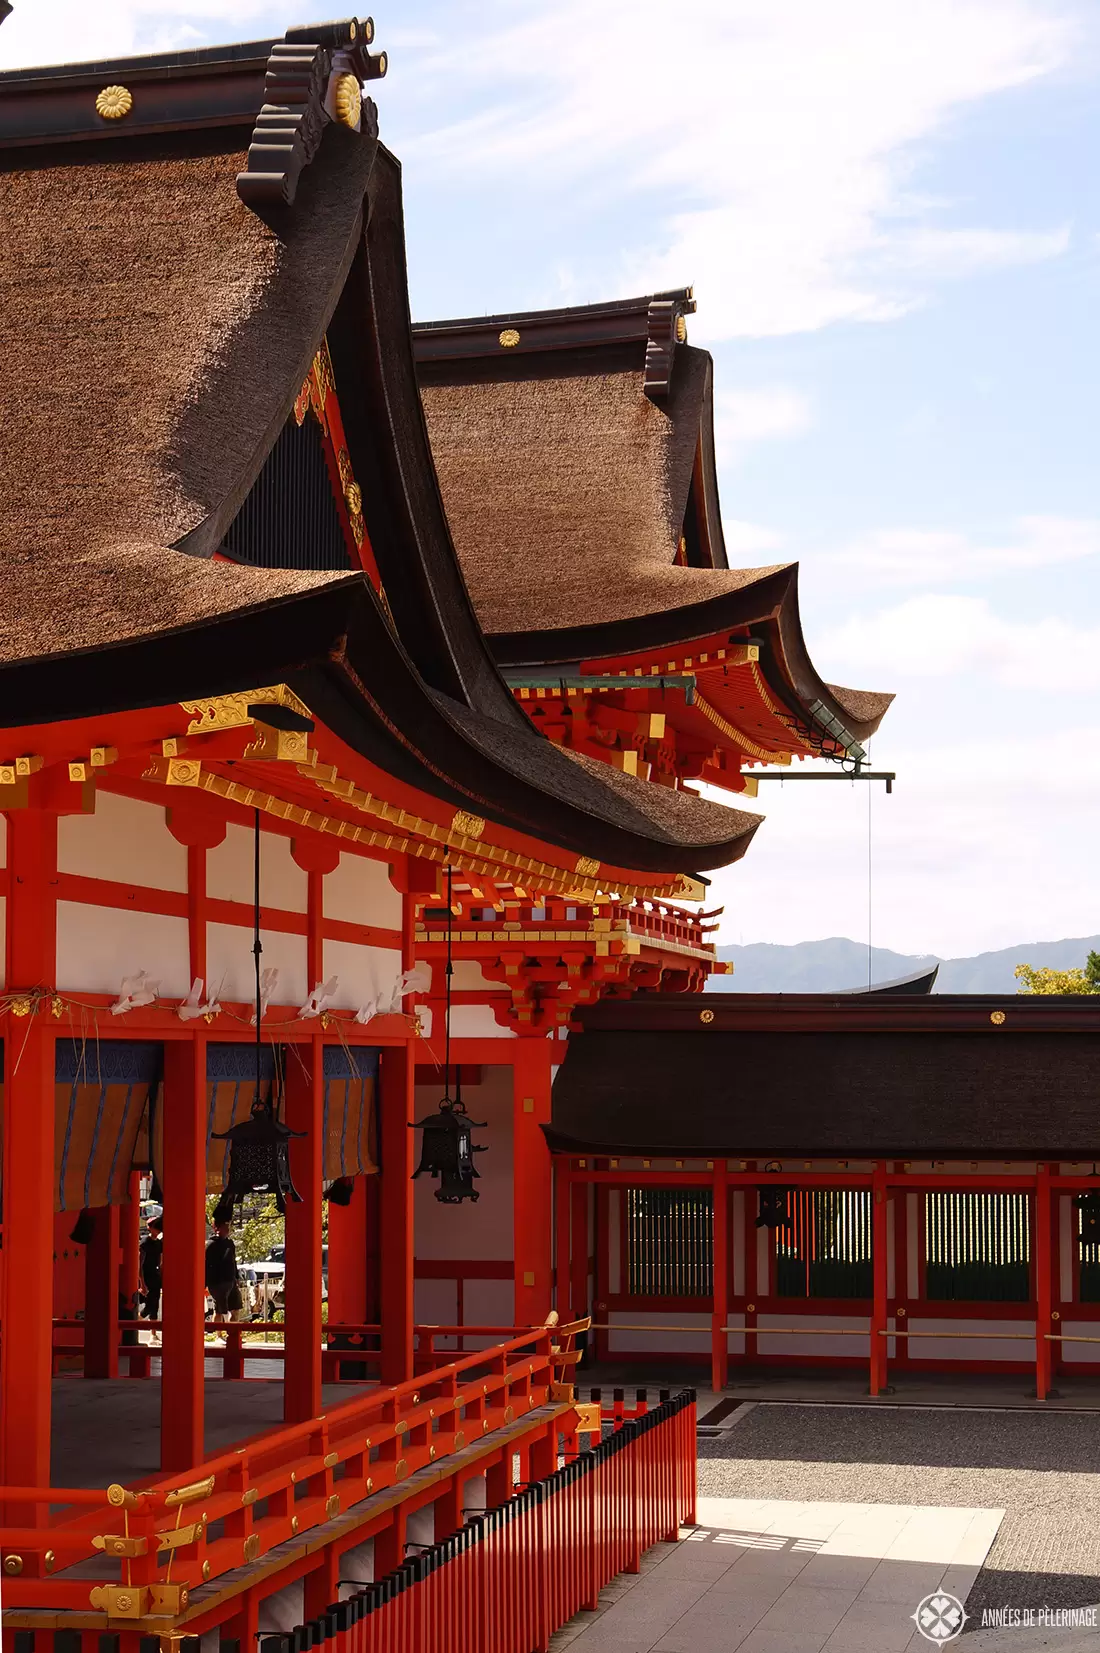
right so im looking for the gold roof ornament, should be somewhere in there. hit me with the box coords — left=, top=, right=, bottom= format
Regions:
left=332, top=73, right=362, bottom=129
left=499, top=328, right=521, bottom=348
left=95, top=85, right=133, bottom=120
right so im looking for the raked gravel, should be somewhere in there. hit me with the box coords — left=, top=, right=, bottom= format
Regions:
left=698, top=1404, right=1100, bottom=1625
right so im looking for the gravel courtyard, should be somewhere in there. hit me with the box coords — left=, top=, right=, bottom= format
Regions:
left=698, top=1404, right=1100, bottom=1623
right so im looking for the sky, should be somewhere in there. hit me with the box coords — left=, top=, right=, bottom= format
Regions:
left=5, top=1, right=1100, bottom=959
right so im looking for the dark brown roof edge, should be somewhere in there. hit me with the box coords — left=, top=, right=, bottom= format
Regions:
left=0, top=17, right=385, bottom=159
left=541, top=1126, right=1100, bottom=1160
left=413, top=288, right=696, bottom=399
left=571, top=992, right=1100, bottom=1033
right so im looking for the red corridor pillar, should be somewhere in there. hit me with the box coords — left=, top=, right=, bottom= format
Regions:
left=513, top=1037, right=554, bottom=1326
left=1, top=807, right=59, bottom=1503
left=161, top=1035, right=207, bottom=1472
left=284, top=1035, right=324, bottom=1424
left=379, top=1041, right=415, bottom=1383
left=327, top=1175, right=368, bottom=1327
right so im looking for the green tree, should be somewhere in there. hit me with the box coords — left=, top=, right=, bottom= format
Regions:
left=1014, top=957, right=1100, bottom=995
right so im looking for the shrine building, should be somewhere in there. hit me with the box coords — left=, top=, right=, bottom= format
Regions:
left=0, top=13, right=1030, bottom=1653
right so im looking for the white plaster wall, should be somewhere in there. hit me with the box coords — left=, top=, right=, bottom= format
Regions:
left=451, top=960, right=495, bottom=991
left=1059, top=1195, right=1074, bottom=1303
left=756, top=1313, right=870, bottom=1360
left=449, top=1004, right=516, bottom=1038
left=413, top=1068, right=513, bottom=1260
left=414, top=1278, right=458, bottom=1325
left=732, top=1192, right=745, bottom=1295
left=905, top=1317, right=1033, bottom=1362
left=208, top=822, right=306, bottom=911
left=338, top=1538, right=374, bottom=1595
left=725, top=1311, right=745, bottom=1356
left=607, top=1310, right=709, bottom=1356
left=322, top=940, right=402, bottom=1011
left=906, top=1193, right=920, bottom=1300
left=323, top=852, right=401, bottom=928
left=464, top=1278, right=514, bottom=1326
left=56, top=902, right=190, bottom=998
left=258, top=1581, right=305, bottom=1635
left=1056, top=1321, right=1100, bottom=1363
left=58, top=793, right=187, bottom=891
left=207, top=921, right=307, bottom=1008
left=608, top=1190, right=621, bottom=1293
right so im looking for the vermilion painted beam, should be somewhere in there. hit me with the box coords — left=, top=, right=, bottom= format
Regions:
left=161, top=1036, right=207, bottom=1473
left=512, top=1038, right=555, bottom=1325
left=284, top=1035, right=324, bottom=1424
left=378, top=886, right=417, bottom=1384
left=2, top=807, right=59, bottom=1511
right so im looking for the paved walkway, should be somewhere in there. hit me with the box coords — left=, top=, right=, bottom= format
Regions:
left=550, top=1495, right=1002, bottom=1651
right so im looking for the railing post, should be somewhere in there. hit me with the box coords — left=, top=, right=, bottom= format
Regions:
left=1036, top=1163, right=1053, bottom=1402
left=710, top=1164, right=729, bottom=1394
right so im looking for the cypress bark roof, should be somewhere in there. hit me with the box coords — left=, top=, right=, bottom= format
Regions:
left=0, top=30, right=759, bottom=876
left=415, top=307, right=893, bottom=746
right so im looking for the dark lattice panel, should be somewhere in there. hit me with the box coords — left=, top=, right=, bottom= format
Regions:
left=925, top=1191, right=1031, bottom=1302
left=626, top=1188, right=713, bottom=1297
left=775, top=1189, right=873, bottom=1300
left=218, top=415, right=351, bottom=570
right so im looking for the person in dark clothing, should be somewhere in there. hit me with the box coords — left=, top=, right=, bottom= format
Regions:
left=205, top=1221, right=241, bottom=1327
left=140, top=1215, right=162, bottom=1321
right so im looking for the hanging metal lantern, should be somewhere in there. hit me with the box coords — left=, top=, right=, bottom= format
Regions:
left=212, top=1093, right=304, bottom=1222
left=411, top=1097, right=487, bottom=1203
left=755, top=1187, right=793, bottom=1231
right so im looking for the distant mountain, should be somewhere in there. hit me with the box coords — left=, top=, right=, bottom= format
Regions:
left=710, top=935, right=1100, bottom=995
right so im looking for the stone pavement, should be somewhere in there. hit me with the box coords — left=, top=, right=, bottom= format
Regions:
left=549, top=1495, right=1002, bottom=1651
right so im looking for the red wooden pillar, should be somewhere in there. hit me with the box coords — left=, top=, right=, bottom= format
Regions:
left=327, top=1176, right=369, bottom=1327
left=869, top=1161, right=889, bottom=1396
left=121, top=1169, right=142, bottom=1312
left=513, top=1037, right=554, bottom=1326
left=379, top=1039, right=415, bottom=1384
left=1, top=807, right=59, bottom=1503
left=84, top=1204, right=121, bottom=1379
left=1035, top=1164, right=1053, bottom=1401
left=554, top=1160, right=571, bottom=1319
left=284, top=1034, right=325, bottom=1423
left=570, top=1179, right=589, bottom=1324
left=161, top=1035, right=208, bottom=1473
left=710, top=1165, right=729, bottom=1394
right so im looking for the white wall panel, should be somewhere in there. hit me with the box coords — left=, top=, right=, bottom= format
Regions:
left=906, top=1317, right=1033, bottom=1362
left=56, top=902, right=190, bottom=997
left=608, top=1190, right=621, bottom=1293
left=450, top=1005, right=515, bottom=1038
left=208, top=823, right=306, bottom=912
left=607, top=1311, right=709, bottom=1355
left=756, top=1313, right=870, bottom=1360
left=322, top=940, right=402, bottom=1011
left=1057, top=1321, right=1100, bottom=1363
left=207, top=921, right=307, bottom=1009
left=732, top=1192, right=745, bottom=1295
left=451, top=960, right=495, bottom=991
left=323, top=853, right=401, bottom=928
left=414, top=1278, right=458, bottom=1325
left=59, top=792, right=186, bottom=891
left=413, top=1069, right=513, bottom=1260
left=464, top=1278, right=514, bottom=1326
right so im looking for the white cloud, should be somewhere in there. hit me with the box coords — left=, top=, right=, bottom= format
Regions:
left=823, top=515, right=1100, bottom=586
left=817, top=592, right=1100, bottom=690
left=398, top=0, right=1076, bottom=337
left=0, top=2, right=286, bottom=67
left=713, top=387, right=812, bottom=462
left=723, top=519, right=789, bottom=559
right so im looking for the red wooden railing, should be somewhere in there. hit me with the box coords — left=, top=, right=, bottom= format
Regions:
left=0, top=1322, right=589, bottom=1611
left=261, top=1391, right=696, bottom=1653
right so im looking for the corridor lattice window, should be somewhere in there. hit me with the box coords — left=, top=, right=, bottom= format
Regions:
left=924, top=1191, right=1030, bottom=1302
left=774, top=1189, right=872, bottom=1299
left=1078, top=1204, right=1100, bottom=1302
left=626, top=1189, right=713, bottom=1297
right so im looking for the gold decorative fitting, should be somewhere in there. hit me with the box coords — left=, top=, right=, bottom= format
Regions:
left=1053, top=1310, right=1061, bottom=1322
left=291, top=1516, right=299, bottom=1534
left=245, top=726, right=309, bottom=764
left=344, top=480, right=363, bottom=516
left=164, top=1473, right=215, bottom=1507
left=333, top=73, right=362, bottom=129
left=499, top=328, right=521, bottom=348
left=377, top=52, right=388, bottom=76
left=3, top=1555, right=23, bottom=1576
left=575, top=855, right=600, bottom=878
left=243, top=1533, right=261, bottom=1562
left=675, top=314, right=687, bottom=343
left=323, top=1450, right=339, bottom=1468
left=44, top=1550, right=55, bottom=1572
left=451, top=808, right=486, bottom=840
left=429, top=1446, right=437, bottom=1460
left=366, top=1476, right=374, bottom=1492
left=454, top=1431, right=465, bottom=1449
left=69, top=761, right=87, bottom=782
left=699, top=1008, right=715, bottom=1024
left=326, top=1494, right=340, bottom=1519
left=95, top=85, right=133, bottom=120
left=181, top=683, right=311, bottom=736
left=897, top=1307, right=907, bottom=1318
left=395, top=1458, right=408, bottom=1480
left=203, top=1561, right=212, bottom=1580
left=106, top=1484, right=138, bottom=1509
left=89, top=1585, right=149, bottom=1618
left=990, top=1010, right=1006, bottom=1026
left=10, top=998, right=31, bottom=1018
left=240, top=1487, right=259, bottom=1506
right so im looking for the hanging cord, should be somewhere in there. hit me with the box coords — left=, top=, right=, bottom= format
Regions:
left=444, top=862, right=453, bottom=1101
left=867, top=770, right=873, bottom=990
left=253, top=808, right=264, bottom=1105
